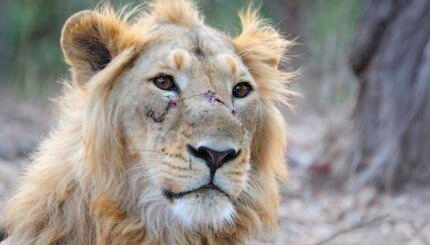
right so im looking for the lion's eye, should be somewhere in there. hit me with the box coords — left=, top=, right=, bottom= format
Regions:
left=232, top=82, right=253, bottom=98
left=152, top=74, right=178, bottom=92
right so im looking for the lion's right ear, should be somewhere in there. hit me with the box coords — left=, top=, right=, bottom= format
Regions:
left=61, top=9, right=141, bottom=86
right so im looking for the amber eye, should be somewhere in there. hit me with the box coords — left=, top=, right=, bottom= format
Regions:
left=152, top=74, right=178, bottom=92
left=232, top=82, right=253, bottom=98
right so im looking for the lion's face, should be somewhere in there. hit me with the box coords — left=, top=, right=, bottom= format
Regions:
left=118, top=25, right=260, bottom=229
left=60, top=0, right=291, bottom=236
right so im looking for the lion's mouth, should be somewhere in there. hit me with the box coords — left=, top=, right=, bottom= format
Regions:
left=162, top=183, right=230, bottom=200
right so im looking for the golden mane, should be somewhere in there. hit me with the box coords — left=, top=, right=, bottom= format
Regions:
left=233, top=7, right=297, bottom=108
left=149, top=0, right=203, bottom=26
left=3, top=1, right=294, bottom=244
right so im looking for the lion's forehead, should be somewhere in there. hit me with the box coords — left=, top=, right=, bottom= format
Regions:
left=130, top=28, right=254, bottom=100
left=146, top=24, right=236, bottom=55
left=136, top=25, right=246, bottom=74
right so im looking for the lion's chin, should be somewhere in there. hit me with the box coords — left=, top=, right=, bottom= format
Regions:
left=170, top=189, right=236, bottom=231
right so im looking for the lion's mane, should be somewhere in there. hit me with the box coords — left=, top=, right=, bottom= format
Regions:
left=3, top=1, right=296, bottom=244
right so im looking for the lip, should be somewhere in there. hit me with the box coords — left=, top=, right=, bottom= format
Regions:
left=162, top=183, right=230, bottom=200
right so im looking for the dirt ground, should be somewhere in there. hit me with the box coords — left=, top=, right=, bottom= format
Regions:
left=0, top=91, right=429, bottom=244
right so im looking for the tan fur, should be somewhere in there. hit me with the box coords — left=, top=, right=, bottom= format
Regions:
left=219, top=54, right=239, bottom=76
left=233, top=7, right=298, bottom=106
left=3, top=1, right=295, bottom=244
left=61, top=7, right=144, bottom=87
left=149, top=0, right=203, bottom=26
left=172, top=50, right=189, bottom=70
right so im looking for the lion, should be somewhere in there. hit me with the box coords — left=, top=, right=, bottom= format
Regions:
left=2, top=0, right=296, bottom=244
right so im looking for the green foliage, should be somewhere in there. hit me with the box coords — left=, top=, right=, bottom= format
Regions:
left=302, top=0, right=364, bottom=106
left=0, top=0, right=98, bottom=97
left=199, top=0, right=265, bottom=35
left=305, top=0, right=363, bottom=61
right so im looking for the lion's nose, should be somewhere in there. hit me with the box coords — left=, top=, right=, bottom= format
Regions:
left=187, top=145, right=240, bottom=173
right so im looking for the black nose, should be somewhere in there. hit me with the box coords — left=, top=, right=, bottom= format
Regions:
left=187, top=145, right=240, bottom=173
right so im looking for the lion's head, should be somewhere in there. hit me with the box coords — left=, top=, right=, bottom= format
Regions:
left=7, top=0, right=295, bottom=242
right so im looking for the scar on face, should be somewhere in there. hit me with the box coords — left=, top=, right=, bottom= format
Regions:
left=146, top=90, right=238, bottom=123
left=146, top=53, right=240, bottom=123
left=180, top=90, right=238, bottom=116
left=202, top=90, right=238, bottom=116
left=145, top=100, right=177, bottom=123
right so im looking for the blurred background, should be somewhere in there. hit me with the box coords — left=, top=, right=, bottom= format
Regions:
left=0, top=0, right=429, bottom=244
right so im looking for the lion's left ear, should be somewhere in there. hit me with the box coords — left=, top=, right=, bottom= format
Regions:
left=233, top=8, right=288, bottom=69
left=61, top=9, right=141, bottom=86
left=233, top=8, right=296, bottom=106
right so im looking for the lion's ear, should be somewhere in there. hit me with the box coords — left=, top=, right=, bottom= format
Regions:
left=233, top=7, right=296, bottom=106
left=61, top=9, right=140, bottom=85
left=233, top=8, right=288, bottom=70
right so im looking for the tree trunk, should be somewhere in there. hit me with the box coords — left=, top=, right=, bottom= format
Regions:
left=349, top=0, right=430, bottom=190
